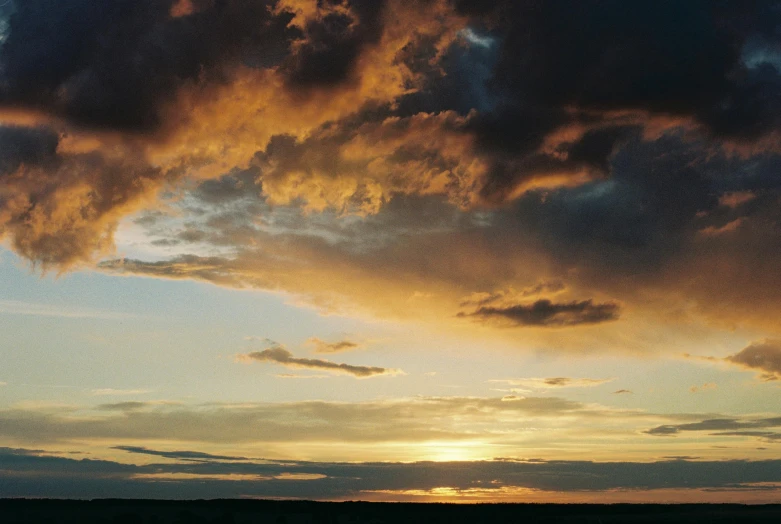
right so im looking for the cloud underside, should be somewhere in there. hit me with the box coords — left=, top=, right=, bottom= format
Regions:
left=1, top=446, right=781, bottom=500
left=1, top=0, right=781, bottom=334
left=239, top=346, right=400, bottom=377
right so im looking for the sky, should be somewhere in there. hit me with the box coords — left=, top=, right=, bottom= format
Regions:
left=1, top=0, right=781, bottom=503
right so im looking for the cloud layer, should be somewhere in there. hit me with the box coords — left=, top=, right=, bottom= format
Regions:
left=2, top=446, right=781, bottom=501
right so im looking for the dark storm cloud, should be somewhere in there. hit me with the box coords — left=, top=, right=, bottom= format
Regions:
left=433, top=0, right=781, bottom=205
left=283, top=0, right=386, bottom=88
left=0, top=126, right=59, bottom=174
left=0, top=0, right=302, bottom=131
left=0, top=0, right=391, bottom=132
left=2, top=0, right=781, bottom=337
left=2, top=447, right=781, bottom=499
left=511, top=134, right=719, bottom=251
left=460, top=299, right=620, bottom=327
left=456, top=0, right=781, bottom=141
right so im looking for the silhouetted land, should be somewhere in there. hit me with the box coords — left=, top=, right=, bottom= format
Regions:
left=1, top=500, right=781, bottom=524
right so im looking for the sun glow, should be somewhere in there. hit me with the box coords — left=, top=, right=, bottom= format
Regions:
left=419, top=440, right=493, bottom=462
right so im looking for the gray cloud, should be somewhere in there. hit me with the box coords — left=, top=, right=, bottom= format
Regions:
left=2, top=447, right=781, bottom=499
left=725, top=340, right=781, bottom=381
left=460, top=299, right=620, bottom=327
left=645, top=417, right=781, bottom=437
left=113, top=445, right=248, bottom=462
left=239, top=344, right=401, bottom=378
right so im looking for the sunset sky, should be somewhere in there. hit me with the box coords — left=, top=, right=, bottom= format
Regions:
left=1, top=0, right=781, bottom=502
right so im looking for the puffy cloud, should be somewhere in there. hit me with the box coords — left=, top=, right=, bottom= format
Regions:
left=1, top=0, right=781, bottom=344
left=0, top=127, right=161, bottom=268
left=238, top=343, right=402, bottom=378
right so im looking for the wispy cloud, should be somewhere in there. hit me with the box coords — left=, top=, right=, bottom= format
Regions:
left=90, top=388, right=153, bottom=396
left=238, top=343, right=403, bottom=378
left=114, top=446, right=248, bottom=462
left=490, top=377, right=614, bottom=389
left=275, top=374, right=330, bottom=379
left=645, top=417, right=781, bottom=440
left=689, top=383, right=717, bottom=393
left=306, top=337, right=361, bottom=354
left=0, top=300, right=132, bottom=319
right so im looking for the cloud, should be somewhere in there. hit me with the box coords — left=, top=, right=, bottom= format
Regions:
left=689, top=383, right=717, bottom=393
left=0, top=299, right=134, bottom=319
left=645, top=417, right=781, bottom=437
left=459, top=299, right=620, bottom=327
left=90, top=388, right=153, bottom=396
left=455, top=1, right=781, bottom=142
left=275, top=374, right=330, bottom=379
left=613, top=389, right=632, bottom=395
left=113, top=446, right=248, bottom=462
left=2, top=0, right=781, bottom=349
left=490, top=377, right=614, bottom=389
left=725, top=340, right=781, bottom=381
left=238, top=343, right=402, bottom=378
left=306, top=338, right=361, bottom=354
left=2, top=447, right=781, bottom=500
left=96, top=402, right=151, bottom=412
left=0, top=395, right=622, bottom=447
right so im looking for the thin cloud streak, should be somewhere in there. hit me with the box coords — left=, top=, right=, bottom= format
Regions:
left=238, top=344, right=403, bottom=378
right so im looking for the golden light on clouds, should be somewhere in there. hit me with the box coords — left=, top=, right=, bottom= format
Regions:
left=2, top=0, right=781, bottom=503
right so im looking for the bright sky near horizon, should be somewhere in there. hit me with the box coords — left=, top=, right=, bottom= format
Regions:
left=1, top=0, right=781, bottom=503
